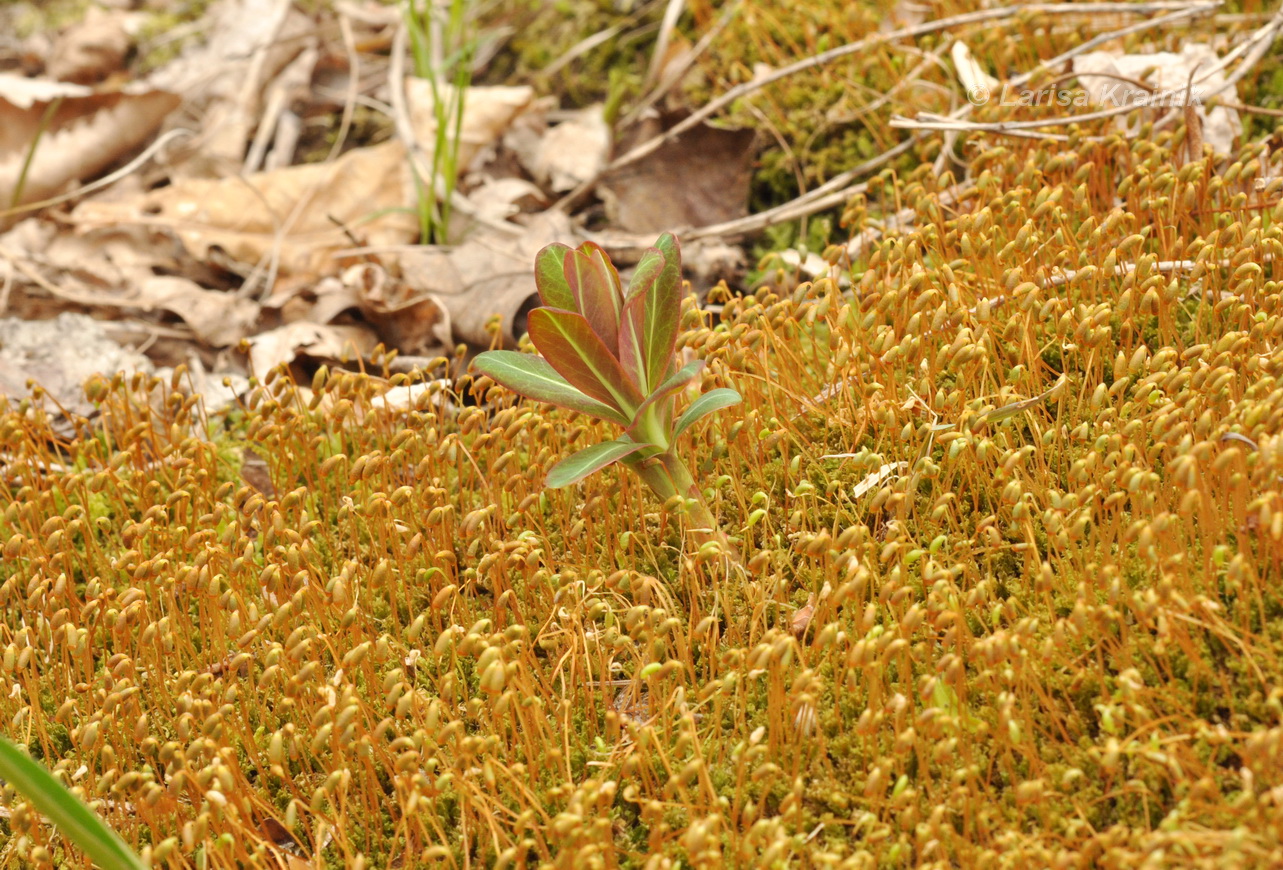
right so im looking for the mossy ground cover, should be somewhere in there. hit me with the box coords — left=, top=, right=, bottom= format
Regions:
left=4, top=2, right=1283, bottom=869
left=3, top=127, right=1283, bottom=866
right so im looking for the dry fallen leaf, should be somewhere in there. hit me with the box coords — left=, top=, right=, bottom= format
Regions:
left=600, top=110, right=755, bottom=234
left=72, top=85, right=533, bottom=282
left=531, top=105, right=610, bottom=193
left=246, top=321, right=379, bottom=379
left=277, top=263, right=450, bottom=355
left=132, top=276, right=261, bottom=347
left=148, top=0, right=315, bottom=174
left=790, top=593, right=818, bottom=640
left=396, top=210, right=579, bottom=346
left=1073, top=45, right=1240, bottom=156
left=0, top=75, right=178, bottom=223
left=47, top=6, right=131, bottom=84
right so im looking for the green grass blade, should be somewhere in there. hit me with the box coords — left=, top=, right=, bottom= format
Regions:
left=0, top=738, right=144, bottom=870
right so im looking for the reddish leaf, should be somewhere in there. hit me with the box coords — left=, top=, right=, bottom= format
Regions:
left=528, top=307, right=643, bottom=415
left=639, top=234, right=683, bottom=390
left=619, top=247, right=665, bottom=390
left=564, top=242, right=623, bottom=352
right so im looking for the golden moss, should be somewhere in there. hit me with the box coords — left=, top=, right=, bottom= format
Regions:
left=3, top=122, right=1283, bottom=866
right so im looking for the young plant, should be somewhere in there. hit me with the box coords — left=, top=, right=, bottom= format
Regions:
left=473, top=233, right=742, bottom=558
left=404, top=0, right=473, bottom=245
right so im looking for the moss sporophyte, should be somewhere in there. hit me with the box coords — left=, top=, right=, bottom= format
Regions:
left=473, top=234, right=744, bottom=564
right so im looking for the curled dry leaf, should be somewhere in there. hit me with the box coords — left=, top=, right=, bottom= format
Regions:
left=530, top=105, right=610, bottom=193
left=72, top=85, right=533, bottom=282
left=133, top=277, right=261, bottom=347
left=398, top=210, right=579, bottom=346
left=245, top=321, right=379, bottom=379
left=47, top=6, right=131, bottom=85
left=148, top=0, right=315, bottom=174
left=790, top=593, right=818, bottom=640
left=1072, top=45, right=1240, bottom=156
left=272, top=263, right=450, bottom=356
left=0, top=75, right=178, bottom=225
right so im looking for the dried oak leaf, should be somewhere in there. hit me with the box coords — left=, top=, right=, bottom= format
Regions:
left=599, top=109, right=755, bottom=234
left=0, top=75, right=178, bottom=225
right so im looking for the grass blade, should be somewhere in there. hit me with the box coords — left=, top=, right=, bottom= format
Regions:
left=0, top=738, right=144, bottom=870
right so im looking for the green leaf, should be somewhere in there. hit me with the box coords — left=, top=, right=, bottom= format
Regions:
left=534, top=243, right=576, bottom=311
left=625, top=246, right=666, bottom=302
left=547, top=439, right=652, bottom=487
left=473, top=350, right=630, bottom=425
left=673, top=388, right=741, bottom=440
left=641, top=234, right=683, bottom=391
left=528, top=308, right=643, bottom=415
left=626, top=359, right=705, bottom=440
left=0, top=738, right=145, bottom=870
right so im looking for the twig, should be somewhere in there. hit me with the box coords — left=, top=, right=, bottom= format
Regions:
left=623, top=0, right=741, bottom=127
left=644, top=0, right=686, bottom=90
left=553, top=0, right=1219, bottom=213
left=325, top=11, right=361, bottom=164
left=1008, top=2, right=1220, bottom=89
left=0, top=128, right=195, bottom=220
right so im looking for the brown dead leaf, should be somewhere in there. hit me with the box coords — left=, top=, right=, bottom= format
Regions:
left=397, top=210, right=578, bottom=346
left=0, top=76, right=178, bottom=223
left=133, top=276, right=261, bottom=347
left=790, top=594, right=817, bottom=640
left=71, top=85, right=532, bottom=282
left=246, top=321, right=378, bottom=379
left=1073, top=45, right=1240, bottom=156
left=148, top=0, right=315, bottom=175
left=600, top=109, right=755, bottom=234
left=344, top=263, right=450, bottom=355
left=74, top=140, right=415, bottom=278
left=48, top=6, right=131, bottom=84
left=531, top=105, right=610, bottom=193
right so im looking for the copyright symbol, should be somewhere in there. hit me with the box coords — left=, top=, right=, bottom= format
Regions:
left=967, top=84, right=990, bottom=106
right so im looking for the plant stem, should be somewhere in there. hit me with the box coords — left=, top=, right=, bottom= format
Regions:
left=656, top=451, right=745, bottom=568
